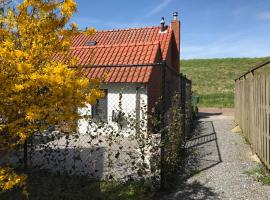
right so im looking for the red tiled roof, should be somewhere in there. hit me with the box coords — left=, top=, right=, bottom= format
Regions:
left=72, top=26, right=172, bottom=60
left=54, top=42, right=160, bottom=83
left=54, top=42, right=160, bottom=66
left=56, top=26, right=173, bottom=83
left=81, top=65, right=153, bottom=83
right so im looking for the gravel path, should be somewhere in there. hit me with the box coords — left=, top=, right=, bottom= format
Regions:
left=159, top=112, right=270, bottom=200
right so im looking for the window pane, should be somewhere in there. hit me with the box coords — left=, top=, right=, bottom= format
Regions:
left=92, top=89, right=108, bottom=122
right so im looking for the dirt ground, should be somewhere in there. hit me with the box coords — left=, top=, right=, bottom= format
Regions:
left=199, top=107, right=234, bottom=116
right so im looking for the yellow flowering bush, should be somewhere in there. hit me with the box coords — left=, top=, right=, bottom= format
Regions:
left=0, top=0, right=103, bottom=191
left=84, top=27, right=96, bottom=35
left=0, top=167, right=26, bottom=190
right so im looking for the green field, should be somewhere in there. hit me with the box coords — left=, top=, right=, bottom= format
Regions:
left=181, top=57, right=270, bottom=108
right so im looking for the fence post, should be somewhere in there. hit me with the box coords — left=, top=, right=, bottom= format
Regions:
left=160, top=61, right=166, bottom=189
left=23, top=139, right=28, bottom=169
left=180, top=74, right=186, bottom=140
left=185, top=79, right=192, bottom=138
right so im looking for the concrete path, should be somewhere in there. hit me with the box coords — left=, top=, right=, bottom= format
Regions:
left=159, top=112, right=270, bottom=200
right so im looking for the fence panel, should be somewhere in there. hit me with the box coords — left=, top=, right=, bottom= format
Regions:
left=235, top=74, right=270, bottom=170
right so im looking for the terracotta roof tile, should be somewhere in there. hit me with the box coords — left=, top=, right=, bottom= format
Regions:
left=71, top=26, right=172, bottom=60
left=75, top=65, right=152, bottom=83
left=55, top=26, right=173, bottom=83
left=55, top=42, right=159, bottom=65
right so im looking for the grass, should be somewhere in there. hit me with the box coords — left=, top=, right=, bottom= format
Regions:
left=190, top=169, right=202, bottom=177
left=181, top=57, right=270, bottom=108
left=244, top=166, right=270, bottom=185
left=0, top=171, right=153, bottom=200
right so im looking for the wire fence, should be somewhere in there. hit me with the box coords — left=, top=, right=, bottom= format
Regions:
left=3, top=62, right=193, bottom=188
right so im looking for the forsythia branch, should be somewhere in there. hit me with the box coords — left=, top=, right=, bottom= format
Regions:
left=0, top=0, right=102, bottom=192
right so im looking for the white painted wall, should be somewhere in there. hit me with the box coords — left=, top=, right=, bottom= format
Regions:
left=27, top=84, right=160, bottom=181
left=78, top=83, right=148, bottom=136
left=4, top=83, right=161, bottom=182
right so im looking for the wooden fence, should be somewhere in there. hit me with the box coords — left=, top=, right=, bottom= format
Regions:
left=235, top=74, right=270, bottom=170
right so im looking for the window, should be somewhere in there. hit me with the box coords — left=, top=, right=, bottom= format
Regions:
left=112, top=110, right=127, bottom=129
left=92, top=90, right=108, bottom=122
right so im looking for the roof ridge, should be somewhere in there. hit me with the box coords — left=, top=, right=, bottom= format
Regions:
left=70, top=41, right=160, bottom=49
left=77, top=26, right=161, bottom=36
left=94, top=26, right=161, bottom=33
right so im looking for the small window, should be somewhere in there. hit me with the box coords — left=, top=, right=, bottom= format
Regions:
left=85, top=41, right=97, bottom=46
left=92, top=90, right=108, bottom=122
left=112, top=110, right=127, bottom=129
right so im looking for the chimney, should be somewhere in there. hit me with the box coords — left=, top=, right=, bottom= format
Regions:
left=170, top=11, right=180, bottom=53
left=160, top=17, right=166, bottom=32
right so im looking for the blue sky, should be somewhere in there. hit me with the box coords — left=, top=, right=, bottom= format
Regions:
left=72, top=1, right=270, bottom=59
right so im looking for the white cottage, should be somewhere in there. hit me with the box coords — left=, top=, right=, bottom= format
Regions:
left=54, top=13, right=181, bottom=133
left=33, top=13, right=183, bottom=180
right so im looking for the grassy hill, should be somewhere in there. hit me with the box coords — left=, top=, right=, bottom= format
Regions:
left=181, top=57, right=270, bottom=108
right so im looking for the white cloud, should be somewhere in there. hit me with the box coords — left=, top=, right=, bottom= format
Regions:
left=231, top=4, right=252, bottom=17
left=146, top=0, right=172, bottom=17
left=182, top=36, right=270, bottom=59
left=256, top=12, right=270, bottom=20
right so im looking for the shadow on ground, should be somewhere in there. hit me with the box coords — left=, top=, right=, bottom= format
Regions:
left=197, top=112, right=222, bottom=119
left=171, top=180, right=219, bottom=200
left=157, top=116, right=222, bottom=200
left=0, top=170, right=152, bottom=200
left=184, top=120, right=222, bottom=175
